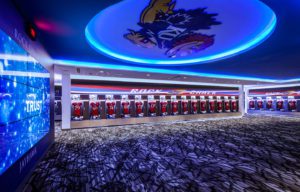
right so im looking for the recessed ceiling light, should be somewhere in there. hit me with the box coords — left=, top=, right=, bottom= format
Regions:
left=146, top=74, right=151, bottom=77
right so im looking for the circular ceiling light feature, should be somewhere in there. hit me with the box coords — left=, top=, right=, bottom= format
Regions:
left=86, top=0, right=276, bottom=65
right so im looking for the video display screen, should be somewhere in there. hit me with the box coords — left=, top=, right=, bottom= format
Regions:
left=0, top=29, right=50, bottom=175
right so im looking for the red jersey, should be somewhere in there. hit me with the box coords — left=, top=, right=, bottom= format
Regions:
left=289, top=100, right=296, bottom=110
left=277, top=101, right=283, bottom=110
left=257, top=100, right=263, bottom=109
left=72, top=102, right=82, bottom=117
left=249, top=100, right=255, bottom=108
left=149, top=101, right=156, bottom=113
left=160, top=102, right=168, bottom=113
left=171, top=101, right=178, bottom=113
left=191, top=101, right=197, bottom=113
left=209, top=101, right=215, bottom=112
left=267, top=100, right=272, bottom=109
left=217, top=101, right=223, bottom=111
left=90, top=102, right=100, bottom=116
left=182, top=101, right=188, bottom=113
left=121, top=101, right=130, bottom=114
left=135, top=101, right=143, bottom=114
left=232, top=101, right=237, bottom=111
left=106, top=101, right=116, bottom=115
left=224, top=101, right=230, bottom=111
left=200, top=101, right=206, bottom=112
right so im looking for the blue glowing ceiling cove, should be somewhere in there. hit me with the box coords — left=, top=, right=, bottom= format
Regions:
left=86, top=0, right=276, bottom=65
left=55, top=59, right=297, bottom=83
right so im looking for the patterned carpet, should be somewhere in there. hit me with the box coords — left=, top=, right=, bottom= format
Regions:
left=25, top=116, right=300, bottom=192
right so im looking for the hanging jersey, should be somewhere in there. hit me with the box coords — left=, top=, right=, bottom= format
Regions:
left=224, top=101, right=230, bottom=111
left=267, top=101, right=272, bottom=109
left=90, top=102, right=100, bottom=116
left=257, top=101, right=263, bottom=109
left=171, top=101, right=178, bottom=113
left=217, top=101, right=223, bottom=111
left=277, top=101, right=283, bottom=110
left=161, top=102, right=168, bottom=113
left=249, top=100, right=255, bottom=109
left=182, top=101, right=188, bottom=113
left=72, top=102, right=82, bottom=117
left=136, top=101, right=143, bottom=115
left=122, top=101, right=130, bottom=114
left=232, top=101, right=237, bottom=111
left=106, top=101, right=116, bottom=115
left=191, top=101, right=197, bottom=113
left=149, top=101, right=157, bottom=113
left=288, top=100, right=296, bottom=110
left=200, top=101, right=206, bottom=112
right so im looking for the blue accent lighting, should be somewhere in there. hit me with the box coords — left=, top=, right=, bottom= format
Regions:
left=55, top=59, right=295, bottom=83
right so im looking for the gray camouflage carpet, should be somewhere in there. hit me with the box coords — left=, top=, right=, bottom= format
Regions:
left=25, top=115, right=300, bottom=192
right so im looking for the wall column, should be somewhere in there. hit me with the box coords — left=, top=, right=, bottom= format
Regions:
left=61, top=73, right=71, bottom=129
left=239, top=85, right=245, bottom=116
left=244, top=87, right=249, bottom=114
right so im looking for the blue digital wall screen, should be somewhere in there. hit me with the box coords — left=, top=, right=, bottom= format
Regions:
left=86, top=0, right=276, bottom=65
left=0, top=30, right=50, bottom=175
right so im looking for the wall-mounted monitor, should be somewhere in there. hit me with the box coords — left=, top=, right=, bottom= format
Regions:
left=0, top=29, right=50, bottom=177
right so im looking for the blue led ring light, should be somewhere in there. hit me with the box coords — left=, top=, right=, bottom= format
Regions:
left=86, top=0, right=276, bottom=65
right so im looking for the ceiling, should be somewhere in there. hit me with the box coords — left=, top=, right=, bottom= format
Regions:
left=12, top=0, right=300, bottom=80
left=54, top=65, right=284, bottom=87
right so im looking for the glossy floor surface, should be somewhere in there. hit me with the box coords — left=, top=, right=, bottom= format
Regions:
left=25, top=115, right=300, bottom=192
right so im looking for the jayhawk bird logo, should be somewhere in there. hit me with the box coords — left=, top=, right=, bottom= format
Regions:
left=124, top=0, right=221, bottom=58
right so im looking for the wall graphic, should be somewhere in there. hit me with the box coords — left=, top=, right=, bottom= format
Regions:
left=249, top=90, right=300, bottom=97
left=71, top=84, right=239, bottom=96
left=0, top=29, right=50, bottom=175
left=86, top=0, right=276, bottom=65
